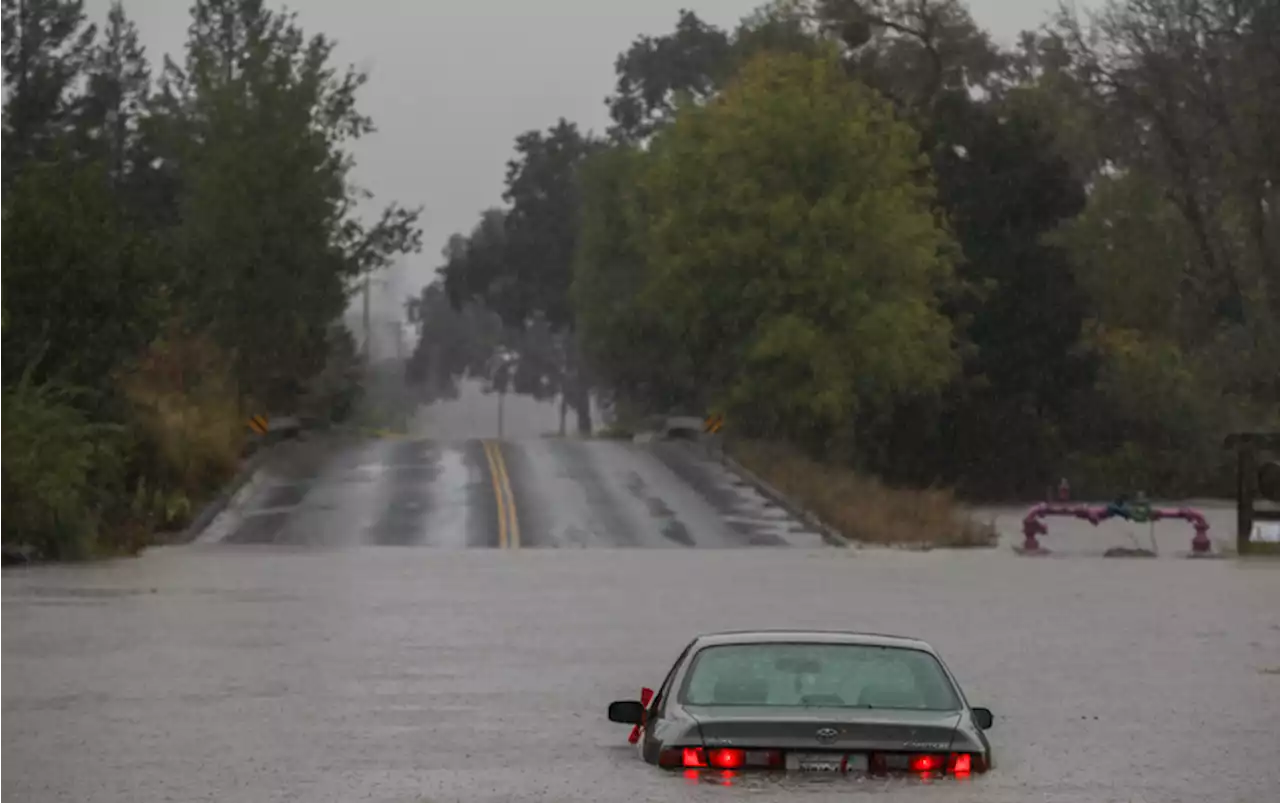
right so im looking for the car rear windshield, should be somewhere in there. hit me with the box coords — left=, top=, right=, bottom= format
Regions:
left=679, top=643, right=961, bottom=711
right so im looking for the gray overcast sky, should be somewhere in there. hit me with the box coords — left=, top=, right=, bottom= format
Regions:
left=92, top=0, right=1078, bottom=317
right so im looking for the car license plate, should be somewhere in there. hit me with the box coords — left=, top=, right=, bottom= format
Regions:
left=786, top=753, right=869, bottom=773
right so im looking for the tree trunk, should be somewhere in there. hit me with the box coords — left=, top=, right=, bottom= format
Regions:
left=572, top=381, right=592, bottom=436
left=565, top=330, right=592, bottom=436
left=558, top=393, right=567, bottom=436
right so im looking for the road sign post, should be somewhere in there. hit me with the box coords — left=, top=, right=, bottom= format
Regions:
left=1225, top=432, right=1280, bottom=553
left=703, top=413, right=725, bottom=462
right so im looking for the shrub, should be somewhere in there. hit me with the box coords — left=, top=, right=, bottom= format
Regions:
left=2, top=378, right=122, bottom=559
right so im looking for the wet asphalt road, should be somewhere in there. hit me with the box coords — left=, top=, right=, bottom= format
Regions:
left=194, top=435, right=828, bottom=549
left=5, top=433, right=1280, bottom=803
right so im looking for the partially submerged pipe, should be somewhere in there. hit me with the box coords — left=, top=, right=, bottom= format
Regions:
left=1020, top=502, right=1211, bottom=555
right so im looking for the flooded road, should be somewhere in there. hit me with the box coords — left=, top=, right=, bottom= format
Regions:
left=4, top=433, right=1279, bottom=803
left=194, top=435, right=829, bottom=549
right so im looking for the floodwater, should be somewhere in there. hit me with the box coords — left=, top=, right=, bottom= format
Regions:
left=4, top=428, right=1278, bottom=803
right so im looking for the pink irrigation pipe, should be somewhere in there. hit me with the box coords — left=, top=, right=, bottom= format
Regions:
left=1021, top=502, right=1211, bottom=554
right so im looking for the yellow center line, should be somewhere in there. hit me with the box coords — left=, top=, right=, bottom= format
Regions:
left=491, top=441, right=521, bottom=549
left=482, top=440, right=508, bottom=549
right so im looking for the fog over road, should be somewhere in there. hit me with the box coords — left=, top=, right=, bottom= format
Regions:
left=5, top=408, right=1280, bottom=803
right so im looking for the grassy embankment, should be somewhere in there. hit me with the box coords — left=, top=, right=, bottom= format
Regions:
left=728, top=441, right=998, bottom=549
left=592, top=415, right=997, bottom=548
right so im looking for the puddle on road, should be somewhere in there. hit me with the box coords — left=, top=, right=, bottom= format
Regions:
left=646, top=442, right=824, bottom=547
left=624, top=472, right=694, bottom=547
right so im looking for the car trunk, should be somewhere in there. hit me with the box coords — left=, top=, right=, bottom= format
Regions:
left=685, top=706, right=962, bottom=752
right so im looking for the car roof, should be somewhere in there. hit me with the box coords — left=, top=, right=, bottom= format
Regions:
left=691, top=629, right=938, bottom=654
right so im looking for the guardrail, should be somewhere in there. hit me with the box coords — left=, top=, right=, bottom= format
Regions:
left=1020, top=501, right=1211, bottom=556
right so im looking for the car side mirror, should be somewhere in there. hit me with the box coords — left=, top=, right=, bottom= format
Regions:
left=972, top=707, right=994, bottom=730
left=608, top=700, right=646, bottom=724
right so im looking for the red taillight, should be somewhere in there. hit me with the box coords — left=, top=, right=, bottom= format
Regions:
left=683, top=747, right=707, bottom=768
left=909, top=754, right=942, bottom=772
left=663, top=746, right=782, bottom=770
left=875, top=752, right=972, bottom=775
left=708, top=748, right=745, bottom=769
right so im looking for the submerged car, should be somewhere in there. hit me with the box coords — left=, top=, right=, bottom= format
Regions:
left=608, top=629, right=994, bottom=776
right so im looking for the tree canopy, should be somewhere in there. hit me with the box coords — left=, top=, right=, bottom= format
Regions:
left=612, top=51, right=957, bottom=456
left=403, top=0, right=1279, bottom=498
left=2, top=0, right=421, bottom=558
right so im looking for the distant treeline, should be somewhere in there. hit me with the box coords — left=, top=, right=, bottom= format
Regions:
left=412, top=0, right=1278, bottom=500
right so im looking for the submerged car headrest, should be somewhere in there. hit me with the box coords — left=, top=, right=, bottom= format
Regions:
left=775, top=657, right=822, bottom=674
left=712, top=677, right=771, bottom=705
left=856, top=684, right=924, bottom=709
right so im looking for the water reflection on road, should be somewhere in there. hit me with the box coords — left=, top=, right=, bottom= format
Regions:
left=6, top=543, right=1279, bottom=803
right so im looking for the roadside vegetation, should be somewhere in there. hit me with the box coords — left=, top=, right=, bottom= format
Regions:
left=2, top=0, right=421, bottom=560
left=730, top=441, right=997, bottom=548
left=415, top=0, right=1279, bottom=537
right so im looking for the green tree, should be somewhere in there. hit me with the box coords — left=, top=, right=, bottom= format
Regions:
left=407, top=278, right=503, bottom=403
left=605, top=9, right=733, bottom=142
left=847, top=0, right=1006, bottom=101
left=74, top=1, right=150, bottom=190
left=2, top=376, right=122, bottom=559
left=2, top=0, right=422, bottom=560
left=879, top=94, right=1097, bottom=495
left=634, top=50, right=958, bottom=457
left=604, top=6, right=822, bottom=144
left=156, top=0, right=421, bottom=410
left=442, top=209, right=517, bottom=323
left=441, top=121, right=598, bottom=432
left=728, top=3, right=1097, bottom=495
left=574, top=143, right=700, bottom=419
left=1, top=0, right=96, bottom=190
left=433, top=214, right=575, bottom=414
left=1, top=155, right=168, bottom=563
left=1, top=158, right=163, bottom=394
left=499, top=120, right=599, bottom=332
left=1006, top=0, right=1280, bottom=493
left=1054, top=0, right=1279, bottom=400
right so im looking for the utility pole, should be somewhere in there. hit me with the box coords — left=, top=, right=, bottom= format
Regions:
left=488, top=351, right=517, bottom=441
left=361, top=274, right=371, bottom=360
left=498, top=381, right=506, bottom=440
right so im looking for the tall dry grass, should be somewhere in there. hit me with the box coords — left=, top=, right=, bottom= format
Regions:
left=729, top=440, right=997, bottom=548
left=118, top=325, right=245, bottom=530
